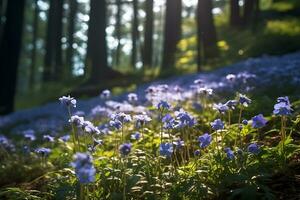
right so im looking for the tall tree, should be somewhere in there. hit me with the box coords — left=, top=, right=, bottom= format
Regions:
left=143, top=0, right=154, bottom=68
left=243, top=0, right=259, bottom=25
left=131, top=0, right=139, bottom=69
left=43, top=0, right=63, bottom=81
left=115, top=0, right=122, bottom=67
left=161, top=0, right=182, bottom=72
left=86, top=0, right=119, bottom=82
left=230, top=0, right=240, bottom=27
left=0, top=0, right=26, bottom=115
left=196, top=0, right=218, bottom=71
left=66, top=0, right=78, bottom=76
left=29, top=0, right=39, bottom=88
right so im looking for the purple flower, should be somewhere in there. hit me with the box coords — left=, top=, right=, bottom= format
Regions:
left=111, top=113, right=132, bottom=123
left=238, top=94, right=251, bottom=107
left=226, top=100, right=238, bottom=110
left=273, top=97, right=292, bottom=116
left=59, top=135, right=70, bottom=142
left=81, top=121, right=100, bottom=135
left=174, top=109, right=196, bottom=128
left=23, top=129, right=36, bottom=141
left=100, top=90, right=110, bottom=99
left=69, top=115, right=84, bottom=127
left=247, top=143, right=260, bottom=155
left=134, top=114, right=151, bottom=127
left=213, top=103, right=229, bottom=114
left=242, top=119, right=248, bottom=125
left=225, top=148, right=235, bottom=160
left=128, top=93, right=138, bottom=103
left=131, top=132, right=141, bottom=140
left=59, top=95, right=77, bottom=108
left=211, top=119, right=224, bottom=130
left=194, top=149, right=200, bottom=156
left=197, top=87, right=213, bottom=96
left=109, top=120, right=122, bottom=130
left=159, top=143, right=173, bottom=157
left=198, top=133, right=212, bottom=148
left=162, top=114, right=175, bottom=129
left=71, top=153, right=96, bottom=184
left=35, top=147, right=51, bottom=156
left=43, top=135, right=55, bottom=143
left=251, top=114, right=267, bottom=128
left=157, top=100, right=171, bottom=110
left=119, top=143, right=132, bottom=156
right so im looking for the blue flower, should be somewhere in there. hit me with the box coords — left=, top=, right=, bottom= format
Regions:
left=131, top=132, right=141, bottom=140
left=211, top=119, right=224, bottom=130
left=226, top=100, right=238, bottom=110
left=59, top=95, right=77, bottom=108
left=173, top=139, right=185, bottom=149
left=273, top=97, right=292, bottom=116
left=43, top=135, right=55, bottom=143
left=128, top=93, right=138, bottom=103
left=134, top=114, right=151, bottom=127
left=69, top=115, right=84, bottom=127
left=247, top=143, right=260, bottom=155
left=174, top=109, right=196, bottom=128
left=71, top=153, right=96, bottom=184
left=100, top=90, right=110, bottom=99
left=194, top=149, right=200, bottom=156
left=277, top=96, right=290, bottom=105
left=35, top=147, right=51, bottom=157
left=59, top=135, right=70, bottom=142
left=109, top=120, right=122, bottom=130
left=119, top=143, right=132, bottom=156
left=224, top=148, right=235, bottom=160
left=273, top=102, right=292, bottom=116
left=198, top=133, right=212, bottom=148
left=238, top=94, right=251, bottom=107
left=213, top=103, right=229, bottom=114
left=23, top=129, right=36, bottom=141
left=242, top=119, right=248, bottom=125
left=162, top=114, right=175, bottom=129
left=157, top=100, right=171, bottom=110
left=251, top=114, right=267, bottom=128
left=159, top=143, right=173, bottom=157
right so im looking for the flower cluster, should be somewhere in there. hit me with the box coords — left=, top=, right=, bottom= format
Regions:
left=273, top=96, right=292, bottom=116
left=59, top=95, right=77, bottom=108
left=71, top=152, right=96, bottom=184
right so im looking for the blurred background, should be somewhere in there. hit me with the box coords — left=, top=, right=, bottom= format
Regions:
left=0, top=0, right=300, bottom=115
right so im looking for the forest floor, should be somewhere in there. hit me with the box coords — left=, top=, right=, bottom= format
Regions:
left=1, top=51, right=300, bottom=135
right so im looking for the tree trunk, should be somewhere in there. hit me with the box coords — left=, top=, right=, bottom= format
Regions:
left=131, top=0, right=139, bottom=69
left=43, top=0, right=63, bottom=81
left=143, top=0, right=153, bottom=68
left=0, top=0, right=25, bottom=115
left=0, top=0, right=8, bottom=43
left=161, top=0, right=182, bottom=72
left=115, top=0, right=122, bottom=67
left=86, top=0, right=119, bottom=82
left=29, top=0, right=39, bottom=88
left=243, top=0, right=255, bottom=25
left=66, top=0, right=78, bottom=76
left=196, top=0, right=218, bottom=67
left=230, top=0, right=240, bottom=27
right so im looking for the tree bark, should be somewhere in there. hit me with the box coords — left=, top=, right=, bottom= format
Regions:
left=243, top=0, right=259, bottom=25
left=0, top=0, right=26, bottom=115
left=43, top=0, right=63, bottom=81
left=86, top=0, right=119, bottom=82
left=143, top=0, right=153, bottom=68
left=131, top=0, right=139, bottom=69
left=66, top=0, right=78, bottom=76
left=196, top=0, right=218, bottom=67
left=161, top=0, right=182, bottom=72
left=115, top=0, right=122, bottom=67
left=29, top=0, right=39, bottom=88
left=230, top=0, right=240, bottom=27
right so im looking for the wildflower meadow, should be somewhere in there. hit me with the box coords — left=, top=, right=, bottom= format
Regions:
left=1, top=73, right=300, bottom=199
